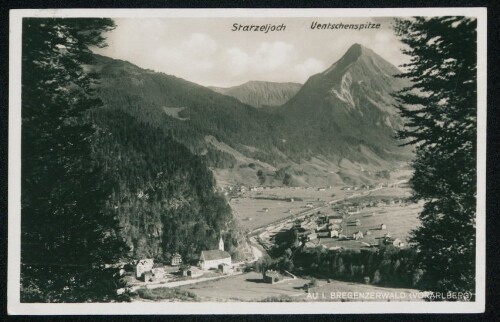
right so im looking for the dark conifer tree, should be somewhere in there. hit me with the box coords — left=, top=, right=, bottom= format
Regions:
left=21, top=18, right=129, bottom=302
left=393, top=17, right=477, bottom=296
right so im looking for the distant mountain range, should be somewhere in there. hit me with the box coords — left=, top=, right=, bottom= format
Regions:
left=209, top=81, right=302, bottom=108
left=92, top=43, right=412, bottom=189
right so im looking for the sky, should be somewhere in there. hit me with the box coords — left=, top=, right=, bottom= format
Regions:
left=94, top=17, right=408, bottom=88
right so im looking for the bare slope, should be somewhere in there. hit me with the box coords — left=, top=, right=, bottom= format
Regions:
left=210, top=81, right=302, bottom=108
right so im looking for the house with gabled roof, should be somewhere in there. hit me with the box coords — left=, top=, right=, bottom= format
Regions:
left=136, top=258, right=154, bottom=279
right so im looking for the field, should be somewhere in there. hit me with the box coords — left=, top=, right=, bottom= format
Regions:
left=178, top=272, right=308, bottom=301
left=176, top=272, right=423, bottom=302
left=231, top=186, right=369, bottom=230
left=231, top=181, right=417, bottom=232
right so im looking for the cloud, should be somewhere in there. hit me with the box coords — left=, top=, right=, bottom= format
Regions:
left=294, top=58, right=326, bottom=82
left=253, top=41, right=297, bottom=71
left=96, top=18, right=408, bottom=87
left=226, top=47, right=250, bottom=76
left=183, top=33, right=218, bottom=54
left=225, top=41, right=300, bottom=82
left=159, top=33, right=218, bottom=72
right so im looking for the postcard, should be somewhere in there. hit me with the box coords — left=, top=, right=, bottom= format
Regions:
left=8, top=7, right=486, bottom=314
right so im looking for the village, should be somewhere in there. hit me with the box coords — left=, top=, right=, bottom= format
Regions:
left=116, top=235, right=246, bottom=294
left=118, top=168, right=423, bottom=301
left=254, top=191, right=422, bottom=254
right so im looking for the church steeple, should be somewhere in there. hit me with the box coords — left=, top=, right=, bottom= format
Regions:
left=218, top=235, right=224, bottom=251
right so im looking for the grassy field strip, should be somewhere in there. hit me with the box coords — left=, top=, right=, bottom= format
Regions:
left=129, top=272, right=244, bottom=292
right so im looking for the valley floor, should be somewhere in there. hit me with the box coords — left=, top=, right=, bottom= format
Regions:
left=130, top=168, right=424, bottom=302
left=176, top=272, right=424, bottom=302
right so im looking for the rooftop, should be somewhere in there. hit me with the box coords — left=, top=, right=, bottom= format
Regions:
left=200, top=250, right=231, bottom=261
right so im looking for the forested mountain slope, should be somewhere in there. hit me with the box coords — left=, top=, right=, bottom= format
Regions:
left=89, top=108, right=242, bottom=261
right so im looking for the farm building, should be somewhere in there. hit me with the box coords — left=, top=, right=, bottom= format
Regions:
left=392, top=238, right=405, bottom=248
left=329, top=223, right=341, bottom=230
left=316, top=231, right=330, bottom=238
left=263, top=270, right=282, bottom=284
left=307, top=233, right=318, bottom=241
left=135, top=258, right=154, bottom=279
left=330, top=230, right=339, bottom=238
left=301, top=221, right=318, bottom=231
left=380, top=223, right=387, bottom=230
left=188, top=267, right=203, bottom=278
left=170, top=253, right=182, bottom=266
left=328, top=215, right=343, bottom=224
left=365, top=230, right=371, bottom=236
left=355, top=219, right=361, bottom=226
left=263, top=208, right=269, bottom=213
left=348, top=208, right=360, bottom=214
left=353, top=231, right=364, bottom=240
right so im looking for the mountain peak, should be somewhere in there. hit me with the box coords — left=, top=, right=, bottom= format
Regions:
left=321, top=43, right=399, bottom=78
left=345, top=43, right=363, bottom=55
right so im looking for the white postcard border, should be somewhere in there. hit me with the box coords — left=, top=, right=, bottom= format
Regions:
left=8, top=7, right=487, bottom=315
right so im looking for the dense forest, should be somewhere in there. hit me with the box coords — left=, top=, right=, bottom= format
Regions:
left=89, top=108, right=239, bottom=262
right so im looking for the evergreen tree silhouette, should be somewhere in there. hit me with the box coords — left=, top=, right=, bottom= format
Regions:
left=21, top=18, right=129, bottom=302
left=394, top=17, right=477, bottom=296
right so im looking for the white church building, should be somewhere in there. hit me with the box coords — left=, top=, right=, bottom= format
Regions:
left=199, top=236, right=231, bottom=270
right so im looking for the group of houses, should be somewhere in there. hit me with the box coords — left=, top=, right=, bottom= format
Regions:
left=290, top=209, right=407, bottom=250
left=294, top=213, right=346, bottom=243
left=134, top=236, right=233, bottom=283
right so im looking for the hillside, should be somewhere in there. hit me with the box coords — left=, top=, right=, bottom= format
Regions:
left=209, top=81, right=302, bottom=108
left=89, top=108, right=244, bottom=261
left=92, top=44, right=412, bottom=188
left=275, top=43, right=413, bottom=163
left=92, top=55, right=283, bottom=161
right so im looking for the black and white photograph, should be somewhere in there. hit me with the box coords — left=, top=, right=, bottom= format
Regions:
left=7, top=8, right=487, bottom=314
